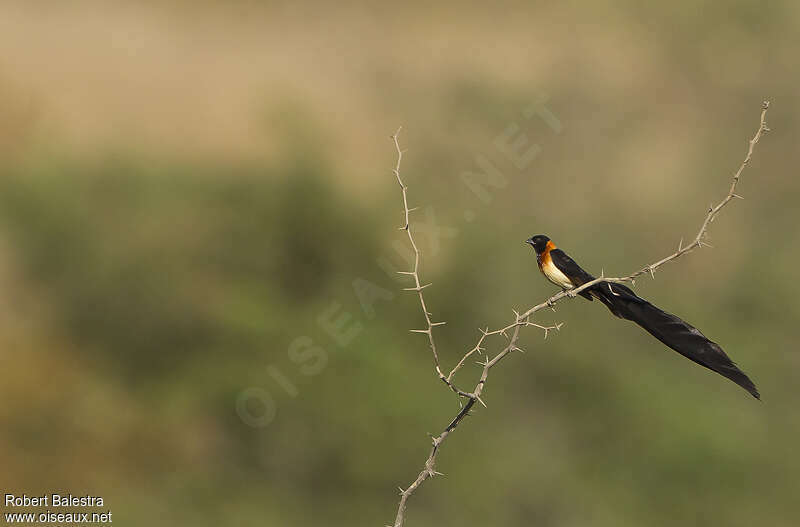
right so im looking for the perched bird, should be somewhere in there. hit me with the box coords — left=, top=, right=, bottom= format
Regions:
left=526, top=234, right=759, bottom=399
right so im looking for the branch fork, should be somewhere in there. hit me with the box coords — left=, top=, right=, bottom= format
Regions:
left=389, top=103, right=769, bottom=527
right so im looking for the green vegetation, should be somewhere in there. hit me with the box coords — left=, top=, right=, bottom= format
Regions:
left=1, top=2, right=798, bottom=526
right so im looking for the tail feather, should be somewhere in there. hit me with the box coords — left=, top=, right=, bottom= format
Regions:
left=593, top=282, right=759, bottom=399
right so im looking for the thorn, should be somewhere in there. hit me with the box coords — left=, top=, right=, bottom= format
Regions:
left=406, top=206, right=420, bottom=212
left=430, top=321, right=447, bottom=327
left=396, top=270, right=415, bottom=275
left=649, top=266, right=656, bottom=279
left=398, top=487, right=406, bottom=494
left=732, top=193, right=744, bottom=200
left=555, top=322, right=564, bottom=330
left=410, top=329, right=430, bottom=334
left=476, top=395, right=487, bottom=408
left=678, top=237, right=683, bottom=251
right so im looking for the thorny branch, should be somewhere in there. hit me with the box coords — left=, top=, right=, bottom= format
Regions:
left=392, top=132, right=445, bottom=376
left=388, top=102, right=770, bottom=527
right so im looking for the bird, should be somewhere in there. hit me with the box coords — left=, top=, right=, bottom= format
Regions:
left=525, top=234, right=759, bottom=399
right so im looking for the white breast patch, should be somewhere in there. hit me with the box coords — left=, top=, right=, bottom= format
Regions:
left=542, top=258, right=574, bottom=290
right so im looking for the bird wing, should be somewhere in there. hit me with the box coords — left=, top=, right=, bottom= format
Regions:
left=544, top=247, right=759, bottom=398
left=549, top=249, right=596, bottom=300
left=549, top=249, right=595, bottom=284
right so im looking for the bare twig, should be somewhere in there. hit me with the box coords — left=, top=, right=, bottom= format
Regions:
left=389, top=102, right=769, bottom=527
left=392, top=128, right=446, bottom=382
left=391, top=128, right=549, bottom=400
left=620, top=100, right=771, bottom=282
left=446, top=101, right=771, bottom=384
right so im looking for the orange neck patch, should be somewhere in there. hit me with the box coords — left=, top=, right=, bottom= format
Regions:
left=538, top=240, right=557, bottom=268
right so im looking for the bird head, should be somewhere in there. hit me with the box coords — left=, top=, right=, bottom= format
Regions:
left=525, top=234, right=551, bottom=254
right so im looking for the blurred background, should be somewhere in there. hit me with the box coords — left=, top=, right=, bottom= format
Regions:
left=0, top=1, right=798, bottom=526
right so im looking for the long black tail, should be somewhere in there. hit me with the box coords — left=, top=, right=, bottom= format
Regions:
left=592, top=282, right=759, bottom=399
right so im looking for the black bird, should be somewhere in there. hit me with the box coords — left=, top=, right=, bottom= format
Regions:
left=525, top=234, right=759, bottom=399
